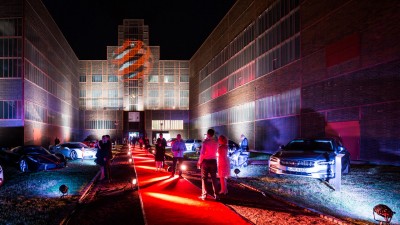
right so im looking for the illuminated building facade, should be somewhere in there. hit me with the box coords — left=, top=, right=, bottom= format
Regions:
left=0, top=3, right=189, bottom=146
left=79, top=19, right=190, bottom=142
left=0, top=0, right=79, bottom=147
left=190, top=0, right=400, bottom=164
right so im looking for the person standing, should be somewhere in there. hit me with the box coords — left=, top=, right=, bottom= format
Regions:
left=54, top=137, right=60, bottom=145
left=103, top=135, right=113, bottom=181
left=217, top=135, right=230, bottom=196
left=155, top=133, right=167, bottom=172
left=95, top=135, right=106, bottom=180
left=96, top=135, right=113, bottom=182
left=197, top=128, right=219, bottom=200
left=138, top=137, right=144, bottom=149
left=240, top=134, right=249, bottom=151
left=170, top=134, right=186, bottom=178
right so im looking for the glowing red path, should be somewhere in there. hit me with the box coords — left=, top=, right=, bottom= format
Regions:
left=132, top=147, right=251, bottom=225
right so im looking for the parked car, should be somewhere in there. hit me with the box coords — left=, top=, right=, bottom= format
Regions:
left=268, top=137, right=351, bottom=180
left=82, top=140, right=98, bottom=148
left=185, top=139, right=202, bottom=152
left=227, top=140, right=249, bottom=168
left=0, top=162, right=4, bottom=187
left=50, top=142, right=97, bottom=160
left=228, top=140, right=240, bottom=155
left=0, top=145, right=67, bottom=172
left=166, top=138, right=177, bottom=147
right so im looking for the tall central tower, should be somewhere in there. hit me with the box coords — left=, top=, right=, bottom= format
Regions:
left=116, top=19, right=150, bottom=111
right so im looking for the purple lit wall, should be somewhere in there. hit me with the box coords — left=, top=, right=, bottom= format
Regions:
left=189, top=0, right=400, bottom=164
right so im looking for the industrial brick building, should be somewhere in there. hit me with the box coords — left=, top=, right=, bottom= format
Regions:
left=0, top=0, right=189, bottom=146
left=189, top=0, right=400, bottom=164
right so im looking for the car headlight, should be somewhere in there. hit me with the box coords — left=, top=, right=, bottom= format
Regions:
left=317, top=160, right=335, bottom=165
left=269, top=156, right=280, bottom=162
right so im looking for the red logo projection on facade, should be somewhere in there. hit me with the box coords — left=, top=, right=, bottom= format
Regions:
left=113, top=40, right=151, bottom=81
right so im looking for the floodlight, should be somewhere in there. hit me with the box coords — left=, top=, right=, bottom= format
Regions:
left=234, top=168, right=241, bottom=178
left=59, top=184, right=68, bottom=197
left=373, top=204, right=395, bottom=224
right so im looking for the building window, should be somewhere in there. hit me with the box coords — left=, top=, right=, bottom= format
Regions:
left=79, top=99, right=87, bottom=109
left=92, top=99, right=100, bottom=108
left=86, top=120, right=116, bottom=129
left=164, top=75, right=174, bottom=83
left=108, top=98, right=120, bottom=107
left=92, top=75, right=102, bottom=82
left=108, top=75, right=118, bottom=82
left=0, top=58, right=22, bottom=78
left=180, top=90, right=189, bottom=97
left=25, top=101, right=46, bottom=122
left=79, top=89, right=86, bottom=97
left=148, top=75, right=159, bottom=83
left=0, top=100, right=21, bottom=119
left=180, top=98, right=189, bottom=108
left=164, top=98, right=174, bottom=108
left=164, top=90, right=174, bottom=98
left=148, top=90, right=159, bottom=98
left=197, top=0, right=300, bottom=103
left=79, top=76, right=86, bottom=82
left=92, top=90, right=102, bottom=98
left=180, top=75, right=189, bottom=83
left=148, top=98, right=159, bottom=108
left=152, top=120, right=183, bottom=130
left=108, top=89, right=118, bottom=98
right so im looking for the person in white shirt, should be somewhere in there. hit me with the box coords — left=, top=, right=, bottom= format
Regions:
left=170, top=134, right=186, bottom=178
left=197, top=128, right=219, bottom=200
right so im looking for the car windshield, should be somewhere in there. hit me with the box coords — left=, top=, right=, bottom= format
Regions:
left=185, top=139, right=194, bottom=143
left=284, top=139, right=333, bottom=151
left=62, top=143, right=88, bottom=148
left=20, top=146, right=51, bottom=155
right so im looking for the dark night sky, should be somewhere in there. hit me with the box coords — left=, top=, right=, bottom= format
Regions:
left=42, top=0, right=236, bottom=60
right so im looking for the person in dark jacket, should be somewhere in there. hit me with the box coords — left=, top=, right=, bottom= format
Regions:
left=240, top=134, right=249, bottom=151
left=155, top=133, right=167, bottom=172
left=96, top=135, right=113, bottom=182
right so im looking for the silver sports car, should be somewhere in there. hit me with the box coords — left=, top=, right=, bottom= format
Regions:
left=51, top=142, right=97, bottom=160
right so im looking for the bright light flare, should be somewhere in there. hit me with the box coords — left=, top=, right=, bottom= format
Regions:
left=131, top=178, right=138, bottom=190
left=180, top=164, right=187, bottom=171
left=136, top=165, right=157, bottom=171
left=128, top=158, right=133, bottom=163
left=146, top=192, right=205, bottom=206
left=127, top=151, right=131, bottom=155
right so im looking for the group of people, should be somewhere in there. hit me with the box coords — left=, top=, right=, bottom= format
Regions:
left=152, top=130, right=248, bottom=200
left=154, top=133, right=187, bottom=179
left=197, top=128, right=230, bottom=200
left=95, top=134, right=113, bottom=182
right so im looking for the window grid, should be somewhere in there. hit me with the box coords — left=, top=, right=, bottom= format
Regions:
left=198, top=0, right=300, bottom=104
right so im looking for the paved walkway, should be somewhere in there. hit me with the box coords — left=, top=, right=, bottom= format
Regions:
left=131, top=146, right=251, bottom=225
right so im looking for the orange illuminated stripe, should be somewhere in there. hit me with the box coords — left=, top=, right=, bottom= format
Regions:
left=118, top=47, right=151, bottom=79
left=113, top=41, right=143, bottom=65
left=113, top=39, right=152, bottom=80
